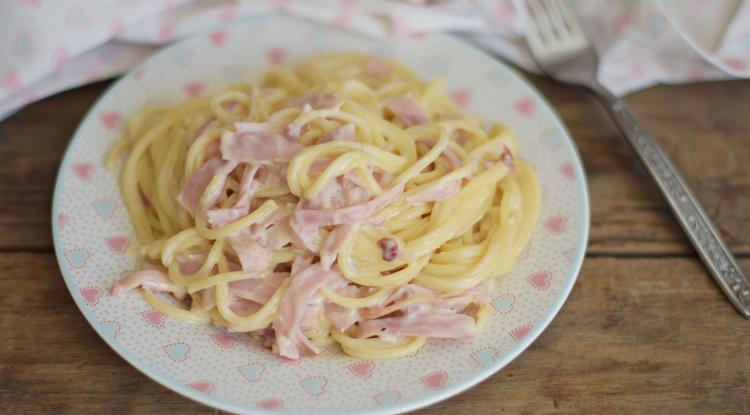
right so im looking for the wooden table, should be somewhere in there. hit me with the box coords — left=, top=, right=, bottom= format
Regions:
left=2, top=74, right=749, bottom=414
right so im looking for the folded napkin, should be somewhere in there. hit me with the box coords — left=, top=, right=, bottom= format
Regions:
left=2, top=0, right=749, bottom=120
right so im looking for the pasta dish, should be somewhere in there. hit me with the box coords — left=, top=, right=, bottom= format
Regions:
left=109, top=54, right=540, bottom=360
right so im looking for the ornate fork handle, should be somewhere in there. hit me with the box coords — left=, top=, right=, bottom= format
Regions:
left=596, top=89, right=750, bottom=317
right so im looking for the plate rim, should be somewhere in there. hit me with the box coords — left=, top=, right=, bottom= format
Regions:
left=51, top=15, right=590, bottom=415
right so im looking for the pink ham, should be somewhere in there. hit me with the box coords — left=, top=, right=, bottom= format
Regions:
left=356, top=312, right=476, bottom=339
left=229, top=272, right=287, bottom=304
left=176, top=253, right=206, bottom=275
left=229, top=298, right=262, bottom=316
left=111, top=268, right=186, bottom=300
left=300, top=304, right=323, bottom=330
left=250, top=327, right=276, bottom=349
left=317, top=123, right=356, bottom=144
left=364, top=284, right=434, bottom=318
left=384, top=93, right=429, bottom=126
left=289, top=215, right=324, bottom=253
left=466, top=281, right=491, bottom=304
left=306, top=179, right=346, bottom=210
left=203, top=140, right=221, bottom=161
left=196, top=287, right=216, bottom=311
left=177, top=157, right=238, bottom=214
left=220, top=129, right=302, bottom=164
left=235, top=163, right=261, bottom=208
left=249, top=208, right=289, bottom=240
left=365, top=59, right=391, bottom=79
left=324, top=285, right=362, bottom=331
left=406, top=179, right=462, bottom=203
left=286, top=93, right=341, bottom=109
left=206, top=206, right=249, bottom=227
left=501, top=146, right=515, bottom=171
left=294, top=183, right=403, bottom=227
left=227, top=230, right=271, bottom=273
left=234, top=122, right=279, bottom=133
left=272, top=263, right=348, bottom=359
left=372, top=167, right=395, bottom=188
left=421, top=139, right=462, bottom=168
left=319, top=223, right=355, bottom=269
left=309, top=159, right=332, bottom=175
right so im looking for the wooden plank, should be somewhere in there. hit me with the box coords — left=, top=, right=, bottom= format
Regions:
left=2, top=253, right=748, bottom=414
left=523, top=75, right=750, bottom=255
left=0, top=78, right=748, bottom=254
left=0, top=82, right=109, bottom=251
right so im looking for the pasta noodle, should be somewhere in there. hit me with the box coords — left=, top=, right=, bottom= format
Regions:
left=109, top=53, right=541, bottom=360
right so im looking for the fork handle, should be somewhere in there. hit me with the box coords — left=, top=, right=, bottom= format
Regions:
left=597, top=90, right=750, bottom=318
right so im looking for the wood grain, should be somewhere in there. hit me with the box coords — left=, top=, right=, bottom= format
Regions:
left=1, top=72, right=750, bottom=414
left=2, top=253, right=748, bottom=414
left=1, top=78, right=748, bottom=254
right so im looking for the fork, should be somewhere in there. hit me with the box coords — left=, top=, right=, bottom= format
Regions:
left=523, top=0, right=750, bottom=318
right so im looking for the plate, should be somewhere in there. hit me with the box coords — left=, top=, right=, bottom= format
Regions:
left=52, top=15, right=589, bottom=415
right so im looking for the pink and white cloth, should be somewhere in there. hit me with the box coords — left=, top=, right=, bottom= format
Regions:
left=2, top=0, right=749, bottom=120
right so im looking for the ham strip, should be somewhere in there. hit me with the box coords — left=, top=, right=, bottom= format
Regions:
left=320, top=224, right=355, bottom=269
left=406, top=179, right=462, bottom=203
left=229, top=272, right=287, bottom=304
left=206, top=206, right=248, bottom=227
left=294, top=184, right=403, bottom=227
left=356, top=313, right=476, bottom=339
left=287, top=93, right=341, bottom=109
left=384, top=93, right=429, bottom=126
left=317, top=123, right=356, bottom=144
left=324, top=285, right=362, bottom=331
left=235, top=164, right=261, bottom=208
left=289, top=215, right=324, bottom=253
left=177, top=157, right=238, bottom=214
left=111, top=269, right=186, bottom=301
left=227, top=230, right=271, bottom=273
left=365, top=59, right=391, bottom=79
left=273, top=263, right=348, bottom=359
left=220, top=129, right=302, bottom=164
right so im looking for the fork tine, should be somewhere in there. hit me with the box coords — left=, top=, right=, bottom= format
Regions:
left=541, top=0, right=570, bottom=38
left=524, top=1, right=546, bottom=53
left=526, top=0, right=554, bottom=45
left=545, top=0, right=585, bottom=38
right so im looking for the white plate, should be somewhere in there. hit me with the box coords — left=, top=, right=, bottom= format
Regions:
left=52, top=15, right=589, bottom=415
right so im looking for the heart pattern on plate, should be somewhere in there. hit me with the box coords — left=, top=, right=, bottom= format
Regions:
left=348, top=361, right=375, bottom=379
left=141, top=310, right=166, bottom=328
left=188, top=380, right=214, bottom=394
left=373, top=390, right=401, bottom=406
left=52, top=15, right=587, bottom=415
left=299, top=376, right=328, bottom=396
left=527, top=271, right=551, bottom=290
left=238, top=362, right=265, bottom=382
left=164, top=342, right=191, bottom=362
left=471, top=347, right=500, bottom=367
left=105, top=236, right=130, bottom=255
left=80, top=287, right=102, bottom=306
left=65, top=248, right=90, bottom=269
left=256, top=397, right=283, bottom=410
left=544, top=215, right=568, bottom=235
left=421, top=371, right=448, bottom=390
left=71, top=162, right=94, bottom=180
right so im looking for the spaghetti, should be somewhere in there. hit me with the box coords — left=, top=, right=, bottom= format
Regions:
left=109, top=54, right=541, bottom=360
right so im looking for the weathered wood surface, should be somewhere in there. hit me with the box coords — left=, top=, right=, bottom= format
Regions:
left=1, top=73, right=749, bottom=414
left=2, top=254, right=748, bottom=414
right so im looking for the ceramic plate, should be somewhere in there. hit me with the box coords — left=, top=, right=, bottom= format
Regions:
left=52, top=15, right=589, bottom=415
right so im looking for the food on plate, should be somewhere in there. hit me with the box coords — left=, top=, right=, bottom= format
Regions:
left=109, top=53, right=541, bottom=360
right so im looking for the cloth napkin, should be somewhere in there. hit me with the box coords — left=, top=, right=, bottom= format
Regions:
left=2, top=0, right=749, bottom=121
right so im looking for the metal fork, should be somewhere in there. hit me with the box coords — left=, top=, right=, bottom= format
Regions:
left=524, top=0, right=750, bottom=318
